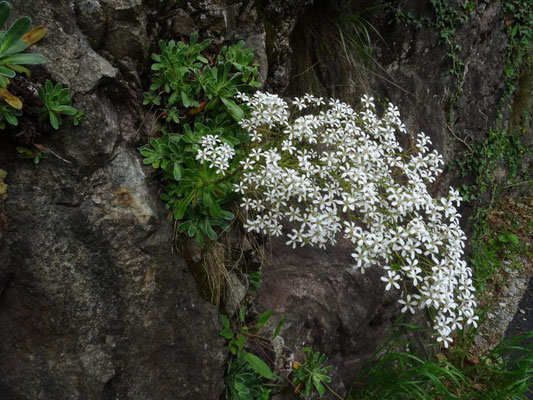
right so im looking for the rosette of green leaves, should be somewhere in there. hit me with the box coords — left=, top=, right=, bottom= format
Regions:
left=217, top=40, right=261, bottom=88
left=37, top=80, right=83, bottom=129
left=225, top=355, right=272, bottom=400
left=148, top=32, right=210, bottom=109
left=0, top=1, right=46, bottom=111
left=199, top=60, right=247, bottom=120
left=293, top=348, right=333, bottom=398
left=220, top=311, right=282, bottom=400
left=140, top=33, right=260, bottom=244
left=0, top=2, right=46, bottom=87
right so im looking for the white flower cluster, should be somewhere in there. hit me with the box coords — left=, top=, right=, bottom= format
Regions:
left=196, top=134, right=235, bottom=175
left=235, top=91, right=477, bottom=347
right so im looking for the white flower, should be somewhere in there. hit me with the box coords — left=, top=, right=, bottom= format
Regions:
left=381, top=271, right=401, bottom=291
left=436, top=332, right=453, bottom=348
left=398, top=294, right=420, bottom=314
left=196, top=134, right=235, bottom=175
left=234, top=91, right=475, bottom=345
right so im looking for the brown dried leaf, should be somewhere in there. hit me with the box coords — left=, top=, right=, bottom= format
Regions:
left=21, top=26, right=46, bottom=46
left=0, top=87, right=22, bottom=109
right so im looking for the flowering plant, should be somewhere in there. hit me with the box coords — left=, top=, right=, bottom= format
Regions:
left=140, top=34, right=259, bottom=244
left=199, top=91, right=477, bottom=346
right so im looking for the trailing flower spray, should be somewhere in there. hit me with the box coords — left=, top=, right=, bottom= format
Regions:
left=198, top=91, right=477, bottom=347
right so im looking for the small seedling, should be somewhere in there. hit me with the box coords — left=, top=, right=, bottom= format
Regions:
left=37, top=80, right=82, bottom=129
left=16, top=145, right=47, bottom=164
left=292, top=348, right=333, bottom=398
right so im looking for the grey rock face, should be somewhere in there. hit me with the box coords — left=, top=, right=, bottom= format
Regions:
left=0, top=1, right=225, bottom=399
left=256, top=237, right=400, bottom=397
left=0, top=148, right=226, bottom=399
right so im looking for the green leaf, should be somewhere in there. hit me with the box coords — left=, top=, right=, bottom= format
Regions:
left=506, top=233, right=519, bottom=245
left=173, top=162, right=181, bottom=181
left=16, top=146, right=32, bottom=156
left=498, top=235, right=509, bottom=243
left=220, top=314, right=230, bottom=329
left=139, top=147, right=156, bottom=157
left=244, top=353, right=274, bottom=380
left=219, top=210, right=235, bottom=221
left=150, top=138, right=163, bottom=153
left=3, top=39, right=27, bottom=56
left=0, top=73, right=9, bottom=88
left=0, top=16, right=31, bottom=57
left=174, top=190, right=195, bottom=220
left=239, top=305, right=245, bottom=322
left=177, top=221, right=191, bottom=233
left=49, top=110, right=59, bottom=130
left=0, top=64, right=15, bottom=78
left=313, top=380, right=326, bottom=396
left=273, top=315, right=285, bottom=339
left=181, top=90, right=191, bottom=108
left=3, top=108, right=18, bottom=125
left=219, top=314, right=234, bottom=340
left=203, top=217, right=217, bottom=240
left=202, top=191, right=213, bottom=208
left=45, top=79, right=53, bottom=93
left=142, top=156, right=161, bottom=165
left=220, top=96, right=244, bottom=120
left=256, top=310, right=273, bottom=327
left=0, top=52, right=46, bottom=65
left=53, top=105, right=77, bottom=115
left=234, top=333, right=246, bottom=352
left=73, top=110, right=85, bottom=125
left=187, top=222, right=197, bottom=237
left=168, top=90, right=179, bottom=106
left=0, top=2, right=12, bottom=28
left=208, top=197, right=221, bottom=217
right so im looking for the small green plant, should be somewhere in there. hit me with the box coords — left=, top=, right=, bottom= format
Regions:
left=469, top=197, right=532, bottom=293
left=140, top=33, right=260, bottom=245
left=248, top=271, right=263, bottom=293
left=16, top=145, right=47, bottom=164
left=292, top=348, right=333, bottom=398
left=471, top=231, right=522, bottom=291
left=0, top=1, right=45, bottom=109
left=0, top=99, right=20, bottom=128
left=350, top=322, right=533, bottom=400
left=220, top=310, right=284, bottom=400
left=336, top=6, right=386, bottom=67
left=473, top=331, right=533, bottom=399
left=225, top=354, right=272, bottom=400
left=37, top=79, right=83, bottom=129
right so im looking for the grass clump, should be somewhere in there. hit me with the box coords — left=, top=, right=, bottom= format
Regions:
left=349, top=324, right=533, bottom=400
